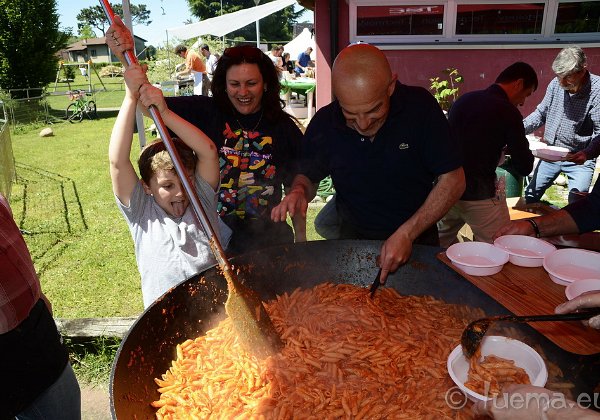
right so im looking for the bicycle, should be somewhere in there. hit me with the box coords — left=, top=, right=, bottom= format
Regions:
left=65, top=90, right=97, bottom=123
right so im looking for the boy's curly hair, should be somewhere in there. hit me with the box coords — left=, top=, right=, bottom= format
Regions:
left=138, top=138, right=196, bottom=184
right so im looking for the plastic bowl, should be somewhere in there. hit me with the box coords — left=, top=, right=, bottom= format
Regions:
left=493, top=235, right=556, bottom=267
left=565, top=279, right=600, bottom=300
left=542, top=145, right=569, bottom=157
left=446, top=242, right=509, bottom=276
left=533, top=146, right=569, bottom=162
left=447, top=336, right=548, bottom=402
left=544, top=249, right=600, bottom=286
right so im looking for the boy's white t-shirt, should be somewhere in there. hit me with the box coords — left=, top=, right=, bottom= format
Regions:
left=116, top=174, right=231, bottom=308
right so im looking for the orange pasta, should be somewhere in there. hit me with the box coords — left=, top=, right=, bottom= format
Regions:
left=465, top=351, right=531, bottom=397
left=151, top=283, right=504, bottom=418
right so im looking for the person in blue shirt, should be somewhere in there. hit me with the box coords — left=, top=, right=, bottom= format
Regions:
left=294, top=47, right=313, bottom=76
left=523, top=46, right=600, bottom=204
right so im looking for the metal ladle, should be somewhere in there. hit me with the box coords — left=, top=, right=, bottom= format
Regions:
left=461, top=308, right=600, bottom=359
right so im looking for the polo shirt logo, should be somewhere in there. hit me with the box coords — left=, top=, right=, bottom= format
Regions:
left=399, top=143, right=409, bottom=150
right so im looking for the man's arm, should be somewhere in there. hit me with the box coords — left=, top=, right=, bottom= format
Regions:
left=495, top=176, right=600, bottom=238
left=569, top=90, right=600, bottom=163
left=494, top=210, right=579, bottom=239
left=506, top=113, right=535, bottom=176
left=108, top=68, right=142, bottom=206
left=523, top=83, right=554, bottom=134
left=379, top=167, right=465, bottom=284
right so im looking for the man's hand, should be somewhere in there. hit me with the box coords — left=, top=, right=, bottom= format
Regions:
left=271, top=187, right=308, bottom=222
left=378, top=229, right=414, bottom=284
left=123, top=64, right=149, bottom=98
left=272, top=175, right=314, bottom=223
left=555, top=291, right=600, bottom=329
left=493, top=219, right=535, bottom=240
left=566, top=151, right=588, bottom=165
left=138, top=83, right=170, bottom=116
left=473, top=385, right=558, bottom=419
left=105, top=15, right=135, bottom=65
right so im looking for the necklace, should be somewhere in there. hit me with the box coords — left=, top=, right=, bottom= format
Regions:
left=236, top=109, right=264, bottom=133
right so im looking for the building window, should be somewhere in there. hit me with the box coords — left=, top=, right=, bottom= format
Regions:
left=357, top=5, right=444, bottom=35
left=555, top=1, right=600, bottom=32
left=456, top=3, right=544, bottom=34
left=350, top=0, right=600, bottom=42
left=90, top=49, right=97, bottom=58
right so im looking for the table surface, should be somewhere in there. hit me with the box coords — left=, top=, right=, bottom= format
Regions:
left=438, top=252, right=600, bottom=355
left=281, top=78, right=316, bottom=90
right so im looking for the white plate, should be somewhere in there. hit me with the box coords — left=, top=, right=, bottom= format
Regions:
left=493, top=235, right=556, bottom=267
left=447, top=336, right=548, bottom=402
left=446, top=242, right=509, bottom=276
left=544, top=249, right=600, bottom=286
left=565, top=279, right=600, bottom=300
left=533, top=146, right=569, bottom=162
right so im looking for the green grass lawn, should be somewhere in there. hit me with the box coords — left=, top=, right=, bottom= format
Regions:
left=9, top=114, right=325, bottom=319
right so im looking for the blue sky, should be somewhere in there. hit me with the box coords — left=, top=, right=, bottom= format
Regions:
left=56, top=0, right=311, bottom=47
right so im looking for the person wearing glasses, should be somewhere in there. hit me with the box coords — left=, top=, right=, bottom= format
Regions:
left=523, top=46, right=600, bottom=204
left=272, top=43, right=465, bottom=285
left=106, top=18, right=305, bottom=256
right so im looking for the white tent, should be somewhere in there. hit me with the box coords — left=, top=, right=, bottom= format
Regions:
left=283, top=27, right=315, bottom=61
left=166, top=0, right=296, bottom=39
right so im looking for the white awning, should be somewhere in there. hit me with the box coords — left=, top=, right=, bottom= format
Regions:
left=166, top=0, right=296, bottom=39
left=283, top=27, right=315, bottom=61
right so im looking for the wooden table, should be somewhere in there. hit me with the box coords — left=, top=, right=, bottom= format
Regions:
left=438, top=252, right=600, bottom=355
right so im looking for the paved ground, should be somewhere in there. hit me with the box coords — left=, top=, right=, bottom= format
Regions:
left=81, top=384, right=111, bottom=419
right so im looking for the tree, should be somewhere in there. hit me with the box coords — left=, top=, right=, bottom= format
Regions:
left=78, top=24, right=96, bottom=40
left=0, top=0, right=70, bottom=96
left=76, top=3, right=151, bottom=36
left=187, top=0, right=303, bottom=45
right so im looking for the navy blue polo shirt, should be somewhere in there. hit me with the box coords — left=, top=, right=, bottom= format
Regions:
left=302, top=81, right=461, bottom=237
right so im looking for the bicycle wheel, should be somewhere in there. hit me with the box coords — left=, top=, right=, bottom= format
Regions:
left=66, top=103, right=83, bottom=123
left=84, top=101, right=97, bottom=119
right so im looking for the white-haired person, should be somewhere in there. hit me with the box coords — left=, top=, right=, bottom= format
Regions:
left=524, top=46, right=600, bottom=204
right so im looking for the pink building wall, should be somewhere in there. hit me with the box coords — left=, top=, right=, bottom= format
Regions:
left=313, top=0, right=600, bottom=126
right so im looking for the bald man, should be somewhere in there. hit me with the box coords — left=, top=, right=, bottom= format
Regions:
left=272, top=44, right=465, bottom=283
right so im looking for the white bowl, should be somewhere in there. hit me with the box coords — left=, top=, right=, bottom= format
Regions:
left=493, top=235, right=557, bottom=267
left=543, top=249, right=600, bottom=286
left=447, top=336, right=548, bottom=402
left=533, top=146, right=569, bottom=161
left=446, top=242, right=509, bottom=276
left=565, top=279, right=600, bottom=300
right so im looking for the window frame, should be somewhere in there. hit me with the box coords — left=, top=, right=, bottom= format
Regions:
left=348, top=0, right=600, bottom=43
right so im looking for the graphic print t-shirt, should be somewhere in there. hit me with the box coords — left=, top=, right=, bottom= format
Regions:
left=164, top=96, right=303, bottom=224
left=219, top=117, right=278, bottom=220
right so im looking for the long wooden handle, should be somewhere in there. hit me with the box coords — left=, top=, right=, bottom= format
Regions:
left=98, top=0, right=231, bottom=272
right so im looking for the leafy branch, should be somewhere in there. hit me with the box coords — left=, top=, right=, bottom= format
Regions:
left=429, top=68, right=464, bottom=112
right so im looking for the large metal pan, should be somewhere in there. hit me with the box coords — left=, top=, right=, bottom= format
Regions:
left=110, top=240, right=599, bottom=418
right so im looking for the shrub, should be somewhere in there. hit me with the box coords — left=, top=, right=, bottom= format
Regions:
left=430, top=68, right=463, bottom=112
